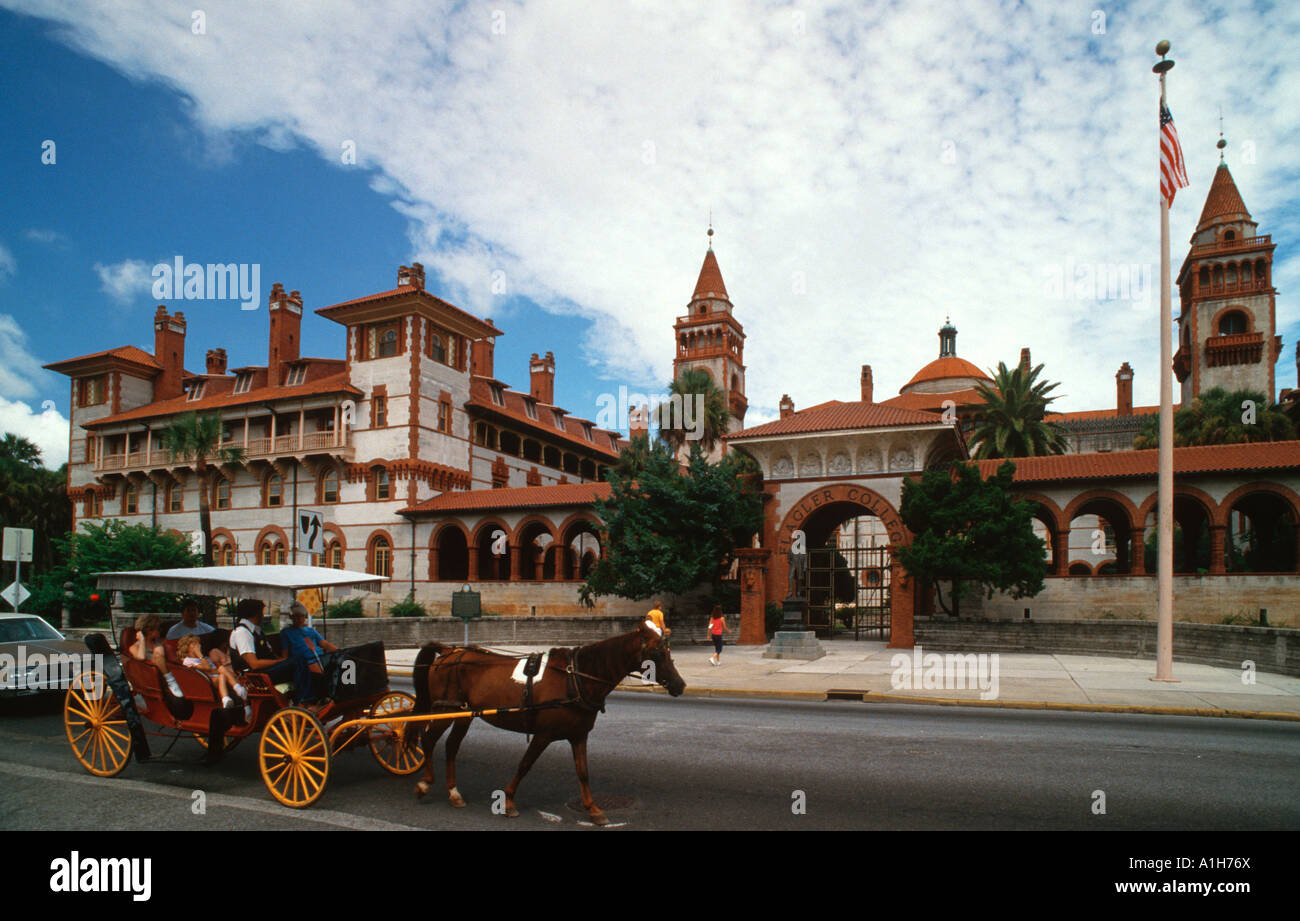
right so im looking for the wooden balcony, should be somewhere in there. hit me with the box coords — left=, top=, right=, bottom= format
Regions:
left=1205, top=332, right=1264, bottom=368
left=94, top=428, right=353, bottom=473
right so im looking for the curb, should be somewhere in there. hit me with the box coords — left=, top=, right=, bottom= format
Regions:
left=610, top=683, right=1300, bottom=722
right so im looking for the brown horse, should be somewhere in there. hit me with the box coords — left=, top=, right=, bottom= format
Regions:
left=409, top=620, right=685, bottom=825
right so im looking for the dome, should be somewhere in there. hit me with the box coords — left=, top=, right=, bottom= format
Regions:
left=899, top=356, right=991, bottom=395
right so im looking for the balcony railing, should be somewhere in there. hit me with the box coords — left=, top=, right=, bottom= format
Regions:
left=94, top=428, right=352, bottom=472
left=1188, top=234, right=1271, bottom=257
left=1205, top=332, right=1264, bottom=368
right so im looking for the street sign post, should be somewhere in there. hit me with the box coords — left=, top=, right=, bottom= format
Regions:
left=1, top=581, right=31, bottom=610
left=2, top=528, right=34, bottom=612
left=297, top=509, right=324, bottom=558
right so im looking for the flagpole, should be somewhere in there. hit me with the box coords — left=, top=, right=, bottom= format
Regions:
left=1153, top=40, right=1177, bottom=682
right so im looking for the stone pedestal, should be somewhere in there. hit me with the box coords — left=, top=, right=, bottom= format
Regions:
left=763, top=630, right=826, bottom=660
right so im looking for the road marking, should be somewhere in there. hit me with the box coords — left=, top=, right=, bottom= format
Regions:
left=0, top=760, right=422, bottom=831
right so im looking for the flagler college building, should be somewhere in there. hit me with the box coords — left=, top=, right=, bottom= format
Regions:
left=47, top=153, right=1300, bottom=645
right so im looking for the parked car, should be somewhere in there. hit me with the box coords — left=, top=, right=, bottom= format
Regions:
left=0, top=613, right=92, bottom=698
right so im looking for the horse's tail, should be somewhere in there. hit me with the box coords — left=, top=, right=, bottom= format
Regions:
left=411, top=642, right=448, bottom=715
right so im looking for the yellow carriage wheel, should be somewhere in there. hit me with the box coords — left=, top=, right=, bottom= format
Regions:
left=367, top=691, right=424, bottom=776
left=258, top=707, right=330, bottom=808
left=64, top=671, right=133, bottom=777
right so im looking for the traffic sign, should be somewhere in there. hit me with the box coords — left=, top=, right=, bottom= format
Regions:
left=1, top=581, right=30, bottom=610
left=297, top=509, right=324, bottom=555
left=2, top=528, right=33, bottom=563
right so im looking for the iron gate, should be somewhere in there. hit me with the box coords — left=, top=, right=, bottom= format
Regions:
left=806, top=543, right=891, bottom=639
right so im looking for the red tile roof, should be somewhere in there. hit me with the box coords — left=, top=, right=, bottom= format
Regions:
left=881, top=388, right=986, bottom=412
left=1046, top=404, right=1167, bottom=422
left=1196, top=163, right=1252, bottom=231
left=974, top=441, right=1300, bottom=483
left=692, top=248, right=728, bottom=301
left=44, top=345, right=163, bottom=374
left=900, top=356, right=991, bottom=390
left=83, top=373, right=363, bottom=428
left=725, top=400, right=945, bottom=439
left=403, top=481, right=612, bottom=514
left=467, top=377, right=625, bottom=459
left=315, top=285, right=502, bottom=337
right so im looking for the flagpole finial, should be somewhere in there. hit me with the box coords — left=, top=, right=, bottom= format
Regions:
left=1153, top=40, right=1174, bottom=74
left=1218, top=110, right=1227, bottom=162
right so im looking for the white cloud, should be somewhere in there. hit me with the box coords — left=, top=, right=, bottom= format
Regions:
left=0, top=242, right=14, bottom=283
left=93, top=258, right=153, bottom=306
left=8, top=0, right=1300, bottom=414
left=24, top=228, right=68, bottom=245
left=0, top=314, right=46, bottom=400
left=0, top=397, right=70, bottom=469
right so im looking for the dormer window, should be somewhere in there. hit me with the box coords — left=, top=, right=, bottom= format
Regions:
left=284, top=365, right=307, bottom=386
left=582, top=423, right=593, bottom=442
left=186, top=382, right=206, bottom=401
left=233, top=372, right=254, bottom=394
left=553, top=410, right=566, bottom=430
left=489, top=384, right=505, bottom=406
left=524, top=399, right=538, bottom=421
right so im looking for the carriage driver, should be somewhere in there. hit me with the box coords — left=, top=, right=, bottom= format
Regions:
left=645, top=599, right=671, bottom=638
left=230, top=599, right=296, bottom=686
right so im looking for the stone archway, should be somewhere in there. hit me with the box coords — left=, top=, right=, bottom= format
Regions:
left=771, top=483, right=914, bottom=649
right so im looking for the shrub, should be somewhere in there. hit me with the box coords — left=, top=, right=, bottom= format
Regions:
left=765, top=601, right=783, bottom=636
left=323, top=597, right=364, bottom=619
left=388, top=592, right=427, bottom=618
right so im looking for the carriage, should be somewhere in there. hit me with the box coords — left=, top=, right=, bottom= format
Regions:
left=62, top=565, right=425, bottom=808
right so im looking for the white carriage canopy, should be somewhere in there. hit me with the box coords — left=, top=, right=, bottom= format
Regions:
left=94, top=565, right=387, bottom=604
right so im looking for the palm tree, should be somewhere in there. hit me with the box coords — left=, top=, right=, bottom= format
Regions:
left=656, top=368, right=732, bottom=456
left=1134, top=387, right=1296, bottom=449
left=158, top=412, right=245, bottom=566
left=969, top=361, right=1068, bottom=459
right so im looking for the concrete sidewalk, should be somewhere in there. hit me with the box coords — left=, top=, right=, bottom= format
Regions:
left=384, top=640, right=1300, bottom=721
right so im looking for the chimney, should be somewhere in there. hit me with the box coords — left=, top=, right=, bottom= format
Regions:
left=1116, top=362, right=1134, bottom=416
left=860, top=365, right=873, bottom=403
left=529, top=351, right=555, bottom=404
left=629, top=403, right=649, bottom=439
left=268, top=283, right=303, bottom=385
left=397, top=263, right=426, bottom=291
left=1019, top=347, right=1032, bottom=374
left=153, top=305, right=187, bottom=400
left=205, top=348, right=228, bottom=375
left=471, top=327, right=496, bottom=379
left=779, top=394, right=795, bottom=419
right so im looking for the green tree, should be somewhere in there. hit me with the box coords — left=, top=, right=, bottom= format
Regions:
left=158, top=412, right=246, bottom=566
left=580, top=442, right=762, bottom=606
left=970, top=361, right=1068, bottom=459
left=655, top=368, right=733, bottom=456
left=1134, top=387, right=1295, bottom=449
left=28, top=520, right=201, bottom=626
left=898, top=461, right=1046, bottom=617
left=0, top=433, right=72, bottom=572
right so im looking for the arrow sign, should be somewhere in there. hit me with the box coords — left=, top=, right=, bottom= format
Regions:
left=297, top=509, right=324, bottom=555
left=1, top=581, right=30, bottom=611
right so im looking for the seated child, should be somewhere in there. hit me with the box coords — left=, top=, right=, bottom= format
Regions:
left=178, top=634, right=250, bottom=721
left=279, top=603, right=339, bottom=708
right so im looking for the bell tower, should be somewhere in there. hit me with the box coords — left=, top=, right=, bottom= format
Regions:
left=1175, top=137, right=1280, bottom=402
left=672, top=225, right=748, bottom=440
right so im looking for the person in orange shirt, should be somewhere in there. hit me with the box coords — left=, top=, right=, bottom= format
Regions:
left=645, top=600, right=670, bottom=638
left=707, top=605, right=729, bottom=666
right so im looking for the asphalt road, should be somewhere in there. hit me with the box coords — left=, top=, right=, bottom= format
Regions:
left=2, top=687, right=1298, bottom=830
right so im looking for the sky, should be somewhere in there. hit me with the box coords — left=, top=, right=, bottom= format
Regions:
left=1, top=0, right=1297, bottom=470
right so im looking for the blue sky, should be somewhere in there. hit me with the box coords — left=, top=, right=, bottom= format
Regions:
left=2, top=0, right=1297, bottom=467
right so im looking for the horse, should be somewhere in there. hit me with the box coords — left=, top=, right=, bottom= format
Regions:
left=409, top=619, right=686, bottom=825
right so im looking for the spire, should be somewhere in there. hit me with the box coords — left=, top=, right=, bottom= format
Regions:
left=692, top=242, right=729, bottom=301
left=1195, top=160, right=1251, bottom=232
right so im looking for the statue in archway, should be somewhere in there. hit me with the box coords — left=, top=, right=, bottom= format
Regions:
left=787, top=547, right=807, bottom=598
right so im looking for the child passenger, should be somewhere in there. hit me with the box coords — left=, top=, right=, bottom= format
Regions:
left=178, top=634, right=250, bottom=720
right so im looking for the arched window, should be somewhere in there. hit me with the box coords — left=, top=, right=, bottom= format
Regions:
left=167, top=483, right=183, bottom=513
left=370, top=535, right=392, bottom=577
left=316, top=539, right=343, bottom=569
left=260, top=539, right=286, bottom=565
left=375, top=468, right=390, bottom=501
left=1224, top=229, right=1236, bottom=242
left=123, top=485, right=138, bottom=515
left=1219, top=311, right=1248, bottom=335
left=215, top=477, right=231, bottom=510
left=266, top=474, right=283, bottom=507
left=321, top=469, right=339, bottom=503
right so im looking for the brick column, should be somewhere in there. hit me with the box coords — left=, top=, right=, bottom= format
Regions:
left=552, top=546, right=566, bottom=581
left=1209, top=524, right=1226, bottom=574
left=428, top=545, right=440, bottom=582
left=1053, top=529, right=1070, bottom=576
left=1128, top=527, right=1146, bottom=575
left=888, top=550, right=914, bottom=649
left=735, top=548, right=770, bottom=646
left=509, top=544, right=522, bottom=581
left=467, top=546, right=480, bottom=582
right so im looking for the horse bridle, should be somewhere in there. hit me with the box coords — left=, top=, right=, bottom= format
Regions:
left=564, top=637, right=665, bottom=712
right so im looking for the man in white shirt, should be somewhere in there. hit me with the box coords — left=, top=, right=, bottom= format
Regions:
left=166, top=601, right=216, bottom=640
left=230, top=599, right=295, bottom=685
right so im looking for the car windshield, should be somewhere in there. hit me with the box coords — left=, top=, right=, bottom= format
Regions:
left=0, top=617, right=63, bottom=643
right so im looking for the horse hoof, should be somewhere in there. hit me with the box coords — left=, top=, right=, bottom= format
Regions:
left=448, top=788, right=465, bottom=808
left=505, top=804, right=520, bottom=818
left=590, top=809, right=609, bottom=826
left=415, top=780, right=431, bottom=800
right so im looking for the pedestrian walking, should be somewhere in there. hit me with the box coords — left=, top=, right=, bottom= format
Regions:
left=707, top=604, right=728, bottom=665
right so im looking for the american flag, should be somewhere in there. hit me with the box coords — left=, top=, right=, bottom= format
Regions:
left=1160, top=103, right=1190, bottom=208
